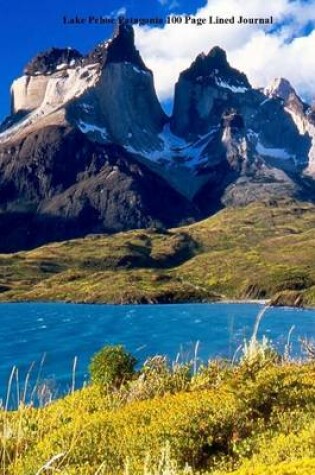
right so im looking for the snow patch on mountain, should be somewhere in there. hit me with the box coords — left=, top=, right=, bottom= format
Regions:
left=56, top=63, right=71, bottom=71
left=215, top=78, right=248, bottom=93
left=131, top=65, right=150, bottom=75
left=126, top=124, right=217, bottom=168
left=256, top=141, right=292, bottom=160
left=77, top=120, right=109, bottom=140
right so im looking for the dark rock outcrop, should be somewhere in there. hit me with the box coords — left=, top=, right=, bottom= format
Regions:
left=24, top=47, right=83, bottom=75
left=171, top=46, right=251, bottom=138
left=106, top=21, right=150, bottom=70
left=84, top=21, right=150, bottom=72
left=180, top=46, right=250, bottom=88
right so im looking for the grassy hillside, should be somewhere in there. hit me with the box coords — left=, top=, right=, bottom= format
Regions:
left=1, top=347, right=315, bottom=474
left=1, top=200, right=315, bottom=306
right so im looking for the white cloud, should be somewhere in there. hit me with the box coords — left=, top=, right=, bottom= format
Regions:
left=112, top=6, right=127, bottom=17
left=157, top=0, right=180, bottom=9
left=134, top=0, right=315, bottom=103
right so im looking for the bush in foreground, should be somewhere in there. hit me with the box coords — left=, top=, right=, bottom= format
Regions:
left=89, top=344, right=137, bottom=389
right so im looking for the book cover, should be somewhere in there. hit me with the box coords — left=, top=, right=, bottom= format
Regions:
left=0, top=1, right=315, bottom=473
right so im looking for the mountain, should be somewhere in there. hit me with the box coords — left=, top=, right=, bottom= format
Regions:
left=0, top=21, right=314, bottom=252
left=167, top=49, right=313, bottom=211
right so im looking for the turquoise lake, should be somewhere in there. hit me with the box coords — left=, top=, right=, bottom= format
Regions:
left=0, top=302, right=314, bottom=405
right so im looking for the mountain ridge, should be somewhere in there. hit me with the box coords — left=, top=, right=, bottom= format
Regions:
left=0, top=23, right=314, bottom=252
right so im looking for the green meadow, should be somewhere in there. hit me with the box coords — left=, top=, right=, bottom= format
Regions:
left=1, top=200, right=315, bottom=307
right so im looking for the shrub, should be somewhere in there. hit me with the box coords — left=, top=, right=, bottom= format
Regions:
left=4, top=356, right=315, bottom=475
left=123, top=356, right=191, bottom=402
left=235, top=307, right=279, bottom=378
left=89, top=345, right=137, bottom=389
left=191, top=360, right=232, bottom=391
left=13, top=388, right=238, bottom=474
left=240, top=335, right=280, bottom=378
left=227, top=458, right=315, bottom=475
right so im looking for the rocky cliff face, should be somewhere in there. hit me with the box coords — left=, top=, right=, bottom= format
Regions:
left=171, top=47, right=250, bottom=138
left=4, top=22, right=167, bottom=151
left=263, top=77, right=315, bottom=176
left=73, top=23, right=167, bottom=151
left=0, top=24, right=314, bottom=251
left=11, top=48, right=83, bottom=115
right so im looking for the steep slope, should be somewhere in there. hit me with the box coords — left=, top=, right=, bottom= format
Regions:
left=68, top=22, right=167, bottom=151
left=0, top=126, right=197, bottom=252
left=171, top=46, right=251, bottom=138
left=171, top=51, right=310, bottom=165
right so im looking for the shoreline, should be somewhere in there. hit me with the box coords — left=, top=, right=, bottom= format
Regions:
left=218, top=298, right=268, bottom=305
left=1, top=297, right=314, bottom=310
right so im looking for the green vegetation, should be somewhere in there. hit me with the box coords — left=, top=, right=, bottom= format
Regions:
left=89, top=345, right=137, bottom=389
left=1, top=199, right=315, bottom=306
left=1, top=339, right=314, bottom=474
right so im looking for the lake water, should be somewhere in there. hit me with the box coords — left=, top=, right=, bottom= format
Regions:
left=0, top=302, right=314, bottom=406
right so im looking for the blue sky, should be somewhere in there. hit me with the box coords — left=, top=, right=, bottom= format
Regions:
left=1, top=0, right=314, bottom=121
